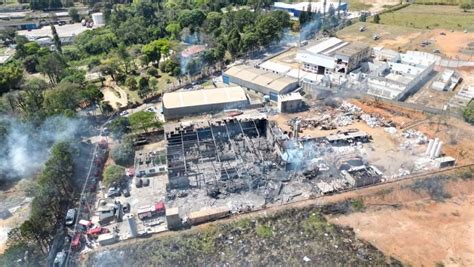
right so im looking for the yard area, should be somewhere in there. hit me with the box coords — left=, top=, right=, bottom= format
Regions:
left=378, top=4, right=474, bottom=31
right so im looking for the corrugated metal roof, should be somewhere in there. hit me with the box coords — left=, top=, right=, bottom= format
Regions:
left=259, top=61, right=292, bottom=74
left=224, top=65, right=298, bottom=93
left=163, top=87, right=248, bottom=109
left=306, top=37, right=343, bottom=54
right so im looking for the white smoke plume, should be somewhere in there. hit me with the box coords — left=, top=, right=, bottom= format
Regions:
left=0, top=116, right=82, bottom=179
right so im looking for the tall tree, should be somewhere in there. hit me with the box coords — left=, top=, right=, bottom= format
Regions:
left=50, top=24, right=62, bottom=54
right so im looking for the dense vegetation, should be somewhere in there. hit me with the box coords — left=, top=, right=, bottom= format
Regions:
left=87, top=206, right=402, bottom=266
left=0, top=142, right=76, bottom=266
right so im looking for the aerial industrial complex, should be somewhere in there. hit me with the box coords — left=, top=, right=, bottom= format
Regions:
left=2, top=1, right=473, bottom=266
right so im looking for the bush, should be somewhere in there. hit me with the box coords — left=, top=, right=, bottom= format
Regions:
left=111, top=140, right=135, bottom=166
left=103, top=165, right=126, bottom=187
left=147, top=66, right=159, bottom=77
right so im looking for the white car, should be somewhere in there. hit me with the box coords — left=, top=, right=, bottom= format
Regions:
left=119, top=110, right=129, bottom=116
left=145, top=107, right=157, bottom=113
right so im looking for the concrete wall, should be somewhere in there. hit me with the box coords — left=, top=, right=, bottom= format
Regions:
left=162, top=99, right=249, bottom=120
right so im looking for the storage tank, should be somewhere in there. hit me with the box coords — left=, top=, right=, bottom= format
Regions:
left=92, top=12, right=105, bottom=26
left=125, top=214, right=138, bottom=238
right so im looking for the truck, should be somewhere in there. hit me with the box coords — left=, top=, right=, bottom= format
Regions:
left=137, top=201, right=166, bottom=220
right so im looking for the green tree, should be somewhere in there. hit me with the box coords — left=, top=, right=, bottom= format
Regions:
left=111, top=139, right=135, bottom=166
left=68, top=7, right=81, bottom=22
left=103, top=164, right=126, bottom=187
left=43, top=82, right=80, bottom=116
left=50, top=24, right=62, bottom=53
left=0, top=61, right=23, bottom=94
left=255, top=15, right=281, bottom=46
left=373, top=14, right=381, bottom=24
left=14, top=78, right=48, bottom=122
left=204, top=12, right=222, bottom=33
left=126, top=77, right=138, bottom=91
left=80, top=84, right=103, bottom=106
left=141, top=40, right=169, bottom=64
left=165, top=23, right=181, bottom=39
left=108, top=117, right=130, bottom=139
left=37, top=53, right=67, bottom=86
left=463, top=101, right=474, bottom=124
left=138, top=76, right=150, bottom=98
left=359, top=13, right=367, bottom=22
left=128, top=111, right=161, bottom=133
left=227, top=29, right=241, bottom=56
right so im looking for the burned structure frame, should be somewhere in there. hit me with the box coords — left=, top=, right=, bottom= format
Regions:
left=165, top=118, right=287, bottom=200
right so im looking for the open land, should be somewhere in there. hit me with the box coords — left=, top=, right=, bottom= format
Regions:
left=86, top=204, right=401, bottom=266
left=328, top=171, right=474, bottom=266
left=337, top=22, right=474, bottom=60
left=379, top=5, right=474, bottom=31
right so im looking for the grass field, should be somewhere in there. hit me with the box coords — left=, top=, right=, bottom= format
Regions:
left=414, top=0, right=462, bottom=4
left=347, top=0, right=373, bottom=11
left=379, top=4, right=474, bottom=31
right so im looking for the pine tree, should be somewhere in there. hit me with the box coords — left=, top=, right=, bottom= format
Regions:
left=50, top=24, right=62, bottom=53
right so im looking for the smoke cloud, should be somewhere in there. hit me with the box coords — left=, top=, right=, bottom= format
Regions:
left=0, top=116, right=83, bottom=179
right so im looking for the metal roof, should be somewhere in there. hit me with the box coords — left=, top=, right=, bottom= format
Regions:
left=224, top=65, right=298, bottom=93
left=163, top=87, right=248, bottom=109
left=306, top=37, right=343, bottom=54
left=259, top=61, right=292, bottom=74
left=296, top=52, right=336, bottom=69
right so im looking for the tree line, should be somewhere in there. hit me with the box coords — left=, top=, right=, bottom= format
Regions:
left=0, top=142, right=76, bottom=266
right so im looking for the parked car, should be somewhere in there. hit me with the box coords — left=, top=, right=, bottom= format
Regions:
left=122, top=188, right=130, bottom=197
left=135, top=178, right=143, bottom=188
left=120, top=110, right=129, bottom=116
left=122, top=202, right=131, bottom=213
left=65, top=209, right=76, bottom=226
left=143, top=178, right=150, bottom=187
left=145, top=106, right=157, bottom=113
left=133, top=137, right=148, bottom=146
left=106, top=187, right=121, bottom=198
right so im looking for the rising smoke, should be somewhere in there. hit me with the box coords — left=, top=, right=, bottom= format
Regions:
left=0, top=116, right=82, bottom=179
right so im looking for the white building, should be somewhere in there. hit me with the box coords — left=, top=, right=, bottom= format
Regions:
left=273, top=1, right=348, bottom=18
left=367, top=54, right=435, bottom=101
left=296, top=38, right=371, bottom=75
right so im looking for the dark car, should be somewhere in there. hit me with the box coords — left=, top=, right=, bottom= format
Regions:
left=142, top=178, right=150, bottom=187
left=122, top=188, right=130, bottom=197
left=133, top=138, right=149, bottom=146
left=122, top=202, right=131, bottom=213
left=135, top=178, right=143, bottom=188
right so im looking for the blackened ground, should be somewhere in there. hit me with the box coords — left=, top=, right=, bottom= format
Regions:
left=86, top=206, right=401, bottom=266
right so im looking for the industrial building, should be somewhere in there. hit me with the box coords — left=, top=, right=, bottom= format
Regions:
left=448, top=84, right=474, bottom=109
left=273, top=1, right=348, bottom=18
left=297, top=38, right=371, bottom=75
left=278, top=92, right=304, bottom=113
left=162, top=87, right=249, bottom=120
left=223, top=65, right=299, bottom=101
left=431, top=69, right=461, bottom=92
left=367, top=53, right=435, bottom=101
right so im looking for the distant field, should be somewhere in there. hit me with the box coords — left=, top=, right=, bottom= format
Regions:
left=414, top=0, right=462, bottom=4
left=379, top=4, right=474, bottom=31
left=348, top=0, right=373, bottom=11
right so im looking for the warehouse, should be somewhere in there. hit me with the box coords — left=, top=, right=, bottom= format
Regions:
left=296, top=38, right=371, bottom=75
left=162, top=87, right=249, bottom=120
left=273, top=1, right=348, bottom=18
left=223, top=65, right=299, bottom=101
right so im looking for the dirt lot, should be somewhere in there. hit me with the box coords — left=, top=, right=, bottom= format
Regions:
left=328, top=175, right=474, bottom=266
left=337, top=22, right=474, bottom=60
